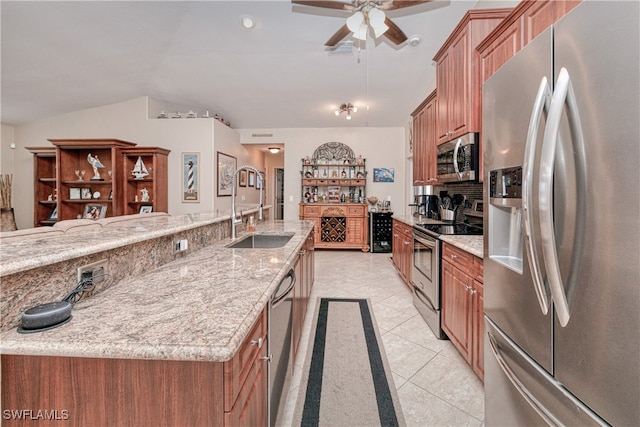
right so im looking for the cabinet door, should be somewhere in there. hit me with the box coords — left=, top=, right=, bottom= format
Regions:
left=480, top=18, right=523, bottom=82
left=292, top=253, right=304, bottom=361
left=442, top=260, right=472, bottom=363
left=436, top=51, right=452, bottom=143
left=412, top=106, right=426, bottom=185
left=449, top=27, right=470, bottom=138
left=402, top=231, right=413, bottom=286
left=424, top=93, right=438, bottom=183
left=473, top=279, right=484, bottom=381
left=224, top=350, right=268, bottom=427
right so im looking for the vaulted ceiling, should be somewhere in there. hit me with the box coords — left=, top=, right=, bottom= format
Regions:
left=1, top=1, right=516, bottom=129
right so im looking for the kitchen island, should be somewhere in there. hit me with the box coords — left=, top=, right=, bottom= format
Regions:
left=0, top=212, right=314, bottom=426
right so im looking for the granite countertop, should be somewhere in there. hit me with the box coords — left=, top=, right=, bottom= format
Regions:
left=0, top=219, right=314, bottom=363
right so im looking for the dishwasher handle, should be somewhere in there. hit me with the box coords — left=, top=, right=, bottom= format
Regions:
left=272, top=268, right=295, bottom=306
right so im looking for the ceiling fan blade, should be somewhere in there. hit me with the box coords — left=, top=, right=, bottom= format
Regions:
left=384, top=0, right=430, bottom=10
left=384, top=17, right=408, bottom=44
left=292, top=1, right=354, bottom=11
left=325, top=24, right=351, bottom=46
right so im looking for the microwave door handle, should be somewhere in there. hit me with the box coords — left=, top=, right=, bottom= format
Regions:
left=523, top=77, right=552, bottom=315
left=539, top=68, right=587, bottom=327
left=452, top=138, right=462, bottom=178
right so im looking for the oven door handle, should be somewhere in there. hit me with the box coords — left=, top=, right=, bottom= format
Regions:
left=414, top=234, right=436, bottom=248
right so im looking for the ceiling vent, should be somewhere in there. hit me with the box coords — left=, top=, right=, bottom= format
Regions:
left=251, top=133, right=273, bottom=138
left=327, top=41, right=354, bottom=56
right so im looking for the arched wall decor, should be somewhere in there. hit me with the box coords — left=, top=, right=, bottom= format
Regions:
left=311, top=142, right=355, bottom=164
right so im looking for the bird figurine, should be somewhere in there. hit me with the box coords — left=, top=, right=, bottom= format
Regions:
left=87, top=153, right=105, bottom=181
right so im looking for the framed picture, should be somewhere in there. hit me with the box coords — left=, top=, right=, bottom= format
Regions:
left=217, top=152, right=236, bottom=197
left=81, top=187, right=93, bottom=199
left=83, top=203, right=107, bottom=220
left=373, top=168, right=395, bottom=182
left=238, top=170, right=247, bottom=187
left=47, top=206, right=58, bottom=221
left=139, top=205, right=153, bottom=214
left=69, top=187, right=81, bottom=200
left=248, top=170, right=255, bottom=187
left=182, top=152, right=200, bottom=202
left=256, top=171, right=264, bottom=190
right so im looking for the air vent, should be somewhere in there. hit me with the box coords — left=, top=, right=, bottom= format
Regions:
left=251, top=133, right=273, bottom=138
left=328, top=41, right=354, bottom=56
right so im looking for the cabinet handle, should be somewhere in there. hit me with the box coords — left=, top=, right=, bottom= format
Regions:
left=260, top=354, right=272, bottom=363
left=450, top=254, right=457, bottom=260
left=299, top=249, right=306, bottom=256
left=251, top=337, right=264, bottom=348
left=404, top=241, right=410, bottom=245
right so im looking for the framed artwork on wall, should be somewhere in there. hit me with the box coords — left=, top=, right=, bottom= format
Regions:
left=373, top=168, right=395, bottom=182
left=248, top=170, right=255, bottom=187
left=182, top=152, right=200, bottom=202
left=217, top=151, right=236, bottom=197
left=239, top=169, right=247, bottom=187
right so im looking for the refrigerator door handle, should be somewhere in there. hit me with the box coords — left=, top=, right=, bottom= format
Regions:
left=523, top=76, right=552, bottom=315
left=539, top=67, right=587, bottom=327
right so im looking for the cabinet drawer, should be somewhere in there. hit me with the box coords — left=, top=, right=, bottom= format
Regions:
left=303, top=205, right=321, bottom=216
left=473, top=256, right=483, bottom=283
left=442, top=243, right=474, bottom=275
left=347, top=205, right=365, bottom=215
left=352, top=179, right=365, bottom=186
left=328, top=179, right=340, bottom=185
left=302, top=179, right=317, bottom=186
left=317, top=179, right=328, bottom=185
left=224, top=308, right=267, bottom=412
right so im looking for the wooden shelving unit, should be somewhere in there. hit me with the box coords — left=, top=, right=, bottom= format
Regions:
left=26, top=147, right=58, bottom=227
left=122, top=147, right=170, bottom=215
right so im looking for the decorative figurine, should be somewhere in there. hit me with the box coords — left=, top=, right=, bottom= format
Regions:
left=140, top=188, right=150, bottom=202
left=75, top=170, right=86, bottom=181
left=131, top=156, right=149, bottom=179
left=87, top=154, right=105, bottom=181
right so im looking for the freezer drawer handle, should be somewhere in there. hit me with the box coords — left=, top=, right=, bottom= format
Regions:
left=522, top=76, right=552, bottom=315
left=487, top=330, right=560, bottom=426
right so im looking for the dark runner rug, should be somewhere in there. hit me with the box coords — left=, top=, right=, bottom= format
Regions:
left=293, top=298, right=406, bottom=427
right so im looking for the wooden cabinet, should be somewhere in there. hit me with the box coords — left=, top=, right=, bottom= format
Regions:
left=26, top=147, right=57, bottom=227
left=478, top=0, right=583, bottom=83
left=391, top=219, right=413, bottom=289
left=224, top=308, right=268, bottom=426
left=122, top=147, right=170, bottom=215
left=49, top=138, right=136, bottom=221
left=300, top=160, right=367, bottom=204
left=300, top=203, right=369, bottom=252
left=411, top=90, right=438, bottom=186
left=292, top=231, right=315, bottom=363
left=441, top=242, right=484, bottom=381
left=434, top=9, right=511, bottom=145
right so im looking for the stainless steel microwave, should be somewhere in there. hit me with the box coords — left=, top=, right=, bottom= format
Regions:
left=436, top=132, right=479, bottom=183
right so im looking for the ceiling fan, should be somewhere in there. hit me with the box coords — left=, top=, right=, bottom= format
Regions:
left=292, top=0, right=430, bottom=46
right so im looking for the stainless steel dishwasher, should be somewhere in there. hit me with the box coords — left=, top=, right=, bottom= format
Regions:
left=269, top=268, right=295, bottom=427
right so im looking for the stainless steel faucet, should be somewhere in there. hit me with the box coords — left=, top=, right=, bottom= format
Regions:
left=231, top=165, right=263, bottom=239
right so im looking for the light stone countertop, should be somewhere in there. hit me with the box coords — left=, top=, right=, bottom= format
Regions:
left=439, top=235, right=483, bottom=259
left=0, top=219, right=314, bottom=363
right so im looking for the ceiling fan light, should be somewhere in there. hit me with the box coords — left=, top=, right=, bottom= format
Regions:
left=352, top=106, right=358, bottom=113
left=372, top=22, right=389, bottom=38
left=368, top=8, right=385, bottom=26
left=346, top=11, right=364, bottom=33
left=353, top=24, right=368, bottom=41
left=346, top=112, right=352, bottom=120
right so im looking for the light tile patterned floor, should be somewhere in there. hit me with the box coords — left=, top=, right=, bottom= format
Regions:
left=281, top=250, right=484, bottom=427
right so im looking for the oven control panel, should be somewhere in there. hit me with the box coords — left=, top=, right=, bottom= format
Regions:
left=490, top=167, right=522, bottom=199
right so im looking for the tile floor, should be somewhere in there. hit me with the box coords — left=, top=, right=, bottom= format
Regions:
left=280, top=250, right=485, bottom=427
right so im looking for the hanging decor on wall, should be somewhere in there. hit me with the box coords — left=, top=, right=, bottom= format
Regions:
left=217, top=151, right=236, bottom=197
left=373, top=168, right=394, bottom=182
left=182, top=152, right=200, bottom=202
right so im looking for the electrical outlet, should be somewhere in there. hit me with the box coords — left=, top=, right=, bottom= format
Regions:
left=174, top=239, right=188, bottom=253
left=77, top=259, right=108, bottom=284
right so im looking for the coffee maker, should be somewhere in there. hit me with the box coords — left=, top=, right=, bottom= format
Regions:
left=410, top=186, right=439, bottom=218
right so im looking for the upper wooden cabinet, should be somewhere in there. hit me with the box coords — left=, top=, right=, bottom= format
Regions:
left=434, top=8, right=512, bottom=145
left=478, top=0, right=582, bottom=82
left=411, top=90, right=438, bottom=186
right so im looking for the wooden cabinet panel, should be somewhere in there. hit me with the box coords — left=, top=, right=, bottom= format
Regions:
left=122, top=147, right=170, bottom=215
left=300, top=203, right=369, bottom=251
left=411, top=90, right=438, bottom=186
left=522, top=0, right=555, bottom=44
left=392, top=219, right=413, bottom=289
left=442, top=242, right=484, bottom=380
left=434, top=9, right=511, bottom=145
left=479, top=17, right=522, bottom=82
left=27, top=147, right=57, bottom=227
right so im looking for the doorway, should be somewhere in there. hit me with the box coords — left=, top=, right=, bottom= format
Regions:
left=275, top=168, right=284, bottom=220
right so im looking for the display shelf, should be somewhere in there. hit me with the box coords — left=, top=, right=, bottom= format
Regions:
left=122, top=147, right=170, bottom=215
left=27, top=146, right=58, bottom=227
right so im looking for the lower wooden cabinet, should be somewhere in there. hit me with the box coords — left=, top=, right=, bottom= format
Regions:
left=300, top=203, right=369, bottom=252
left=392, top=219, right=413, bottom=289
left=441, top=242, right=484, bottom=381
left=292, top=230, right=315, bottom=363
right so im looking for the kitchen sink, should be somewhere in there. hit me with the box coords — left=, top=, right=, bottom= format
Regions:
left=226, top=233, right=293, bottom=249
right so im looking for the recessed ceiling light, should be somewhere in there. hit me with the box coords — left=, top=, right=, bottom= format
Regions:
left=268, top=147, right=280, bottom=154
left=240, top=15, right=255, bottom=29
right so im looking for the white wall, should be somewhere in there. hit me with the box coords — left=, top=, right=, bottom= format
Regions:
left=240, top=127, right=407, bottom=220
left=1, top=124, right=16, bottom=176
left=8, top=97, right=263, bottom=229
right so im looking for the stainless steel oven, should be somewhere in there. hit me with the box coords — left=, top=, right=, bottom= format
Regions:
left=412, top=227, right=446, bottom=339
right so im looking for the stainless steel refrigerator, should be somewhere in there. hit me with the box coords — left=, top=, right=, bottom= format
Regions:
left=482, top=2, right=639, bottom=425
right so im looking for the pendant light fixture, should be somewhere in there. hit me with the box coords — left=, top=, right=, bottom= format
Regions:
left=345, top=6, right=389, bottom=41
